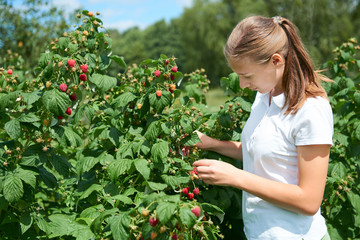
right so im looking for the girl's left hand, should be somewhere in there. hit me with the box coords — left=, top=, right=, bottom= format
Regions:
left=193, top=159, right=241, bottom=186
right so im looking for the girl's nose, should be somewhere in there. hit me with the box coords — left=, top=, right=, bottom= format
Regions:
left=239, top=79, right=250, bottom=89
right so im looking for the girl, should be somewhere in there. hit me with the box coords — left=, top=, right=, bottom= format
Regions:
left=193, top=16, right=333, bottom=240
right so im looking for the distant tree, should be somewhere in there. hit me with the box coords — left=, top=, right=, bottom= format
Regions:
left=0, top=0, right=71, bottom=71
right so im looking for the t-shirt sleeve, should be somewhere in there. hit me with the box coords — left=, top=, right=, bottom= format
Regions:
left=292, top=97, right=334, bottom=146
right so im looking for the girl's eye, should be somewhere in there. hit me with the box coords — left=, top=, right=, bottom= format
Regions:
left=244, top=75, right=251, bottom=79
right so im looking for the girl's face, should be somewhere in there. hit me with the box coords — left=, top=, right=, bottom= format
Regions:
left=228, top=54, right=285, bottom=96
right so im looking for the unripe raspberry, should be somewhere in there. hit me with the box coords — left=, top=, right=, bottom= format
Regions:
left=88, top=11, right=93, bottom=17
left=46, top=81, right=52, bottom=88
left=142, top=209, right=149, bottom=218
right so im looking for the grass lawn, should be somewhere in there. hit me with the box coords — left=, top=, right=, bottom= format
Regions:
left=204, top=87, right=234, bottom=112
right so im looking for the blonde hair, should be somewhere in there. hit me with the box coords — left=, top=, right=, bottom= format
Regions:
left=224, top=16, right=331, bottom=114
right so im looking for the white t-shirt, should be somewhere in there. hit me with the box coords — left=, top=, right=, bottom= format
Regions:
left=241, top=92, right=333, bottom=240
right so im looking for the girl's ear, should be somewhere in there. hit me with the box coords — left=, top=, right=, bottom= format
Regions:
left=271, top=53, right=285, bottom=67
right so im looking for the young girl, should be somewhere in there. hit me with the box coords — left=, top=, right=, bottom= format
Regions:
left=193, top=16, right=333, bottom=240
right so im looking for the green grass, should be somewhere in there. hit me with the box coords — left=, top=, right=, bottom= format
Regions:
left=204, top=87, right=233, bottom=112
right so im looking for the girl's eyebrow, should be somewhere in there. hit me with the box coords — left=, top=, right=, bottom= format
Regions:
left=238, top=72, right=251, bottom=76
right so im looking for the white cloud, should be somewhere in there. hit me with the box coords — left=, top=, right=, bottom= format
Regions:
left=175, top=0, right=193, bottom=8
left=103, top=20, right=148, bottom=32
left=50, top=0, right=83, bottom=16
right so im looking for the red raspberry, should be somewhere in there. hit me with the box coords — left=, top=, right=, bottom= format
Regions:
left=59, top=83, right=67, bottom=92
left=65, top=107, right=71, bottom=115
left=79, top=74, right=87, bottom=81
left=193, top=188, right=200, bottom=195
left=156, top=90, right=162, bottom=97
left=191, top=206, right=201, bottom=217
left=80, top=64, right=88, bottom=73
left=187, top=193, right=194, bottom=200
left=171, top=66, right=178, bottom=73
left=189, top=170, right=195, bottom=175
left=7, top=69, right=13, bottom=75
left=69, top=93, right=77, bottom=101
left=57, top=116, right=63, bottom=119
left=171, top=74, right=175, bottom=80
left=149, top=216, right=159, bottom=227
left=67, top=59, right=75, bottom=68
left=193, top=167, right=198, bottom=175
left=171, top=233, right=178, bottom=240
left=182, top=188, right=189, bottom=195
left=164, top=59, right=169, bottom=65
left=154, top=70, right=161, bottom=77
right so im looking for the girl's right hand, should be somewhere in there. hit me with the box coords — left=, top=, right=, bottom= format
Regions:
left=194, top=130, right=216, bottom=151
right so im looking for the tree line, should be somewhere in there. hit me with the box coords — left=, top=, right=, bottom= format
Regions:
left=1, top=0, right=360, bottom=86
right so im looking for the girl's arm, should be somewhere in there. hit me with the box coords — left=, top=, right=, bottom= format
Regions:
left=195, top=131, right=243, bottom=161
left=193, top=144, right=330, bottom=216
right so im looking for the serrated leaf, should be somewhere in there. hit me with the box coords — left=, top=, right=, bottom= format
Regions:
left=110, top=55, right=127, bottom=71
left=117, top=142, right=133, bottom=159
left=80, top=184, right=103, bottom=199
left=151, top=140, right=169, bottom=163
left=64, top=126, right=83, bottom=147
left=147, top=181, right=167, bottom=191
left=110, top=214, right=131, bottom=240
left=107, top=159, right=133, bottom=181
left=113, top=92, right=136, bottom=108
left=15, top=167, right=37, bottom=189
left=22, top=90, right=42, bottom=105
left=201, top=203, right=225, bottom=223
left=161, top=175, right=189, bottom=189
left=156, top=202, right=176, bottom=224
left=5, top=118, right=21, bottom=139
left=111, top=195, right=133, bottom=205
left=149, top=90, right=173, bottom=112
left=219, top=112, right=232, bottom=128
left=90, top=73, right=117, bottom=93
left=49, top=154, right=72, bottom=176
left=179, top=207, right=196, bottom=228
left=144, top=120, right=160, bottom=141
left=3, top=174, right=23, bottom=203
left=19, top=113, right=40, bottom=123
left=38, top=166, right=57, bottom=188
left=180, top=117, right=193, bottom=134
left=20, top=212, right=33, bottom=234
left=42, top=89, right=71, bottom=116
left=134, top=158, right=150, bottom=180
left=180, top=131, right=201, bottom=147
left=77, top=156, right=99, bottom=175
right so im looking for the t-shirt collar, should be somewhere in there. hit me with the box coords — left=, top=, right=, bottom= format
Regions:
left=259, top=91, right=285, bottom=109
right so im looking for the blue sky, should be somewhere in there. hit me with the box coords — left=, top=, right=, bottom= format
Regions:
left=51, top=0, right=194, bottom=32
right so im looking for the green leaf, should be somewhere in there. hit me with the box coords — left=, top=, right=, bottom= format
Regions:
left=149, top=90, right=173, bottom=112
left=331, top=162, right=347, bottom=178
left=179, top=207, right=196, bottom=228
left=110, top=214, right=131, bottom=240
left=147, top=181, right=167, bottom=191
left=19, top=113, right=40, bottom=123
left=347, top=192, right=360, bottom=226
left=180, top=117, right=193, bottom=134
left=229, top=72, right=241, bottom=93
left=80, top=184, right=103, bottom=199
left=110, top=55, right=127, bottom=71
left=151, top=140, right=169, bottom=163
left=38, top=166, right=58, bottom=188
left=22, top=90, right=42, bottom=105
left=58, top=37, right=70, bottom=49
left=180, top=131, right=201, bottom=147
left=77, top=156, right=99, bottom=175
left=64, top=126, right=82, bottom=147
left=107, top=159, right=133, bottom=181
left=5, top=118, right=21, bottom=139
left=134, top=158, right=150, bottom=180
left=117, top=142, right=134, bottom=159
left=20, top=212, right=33, bottom=234
left=90, top=73, right=117, bottom=93
left=235, top=96, right=252, bottom=112
left=113, top=92, right=137, bottom=108
left=15, top=167, right=37, bottom=188
left=3, top=174, right=23, bottom=203
left=144, top=120, right=160, bottom=141
left=219, top=111, right=232, bottom=128
left=156, top=202, right=176, bottom=224
left=111, top=195, right=133, bottom=205
left=49, top=154, right=72, bottom=176
left=42, top=89, right=71, bottom=116
left=201, top=203, right=225, bottom=223
left=161, top=175, right=189, bottom=190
